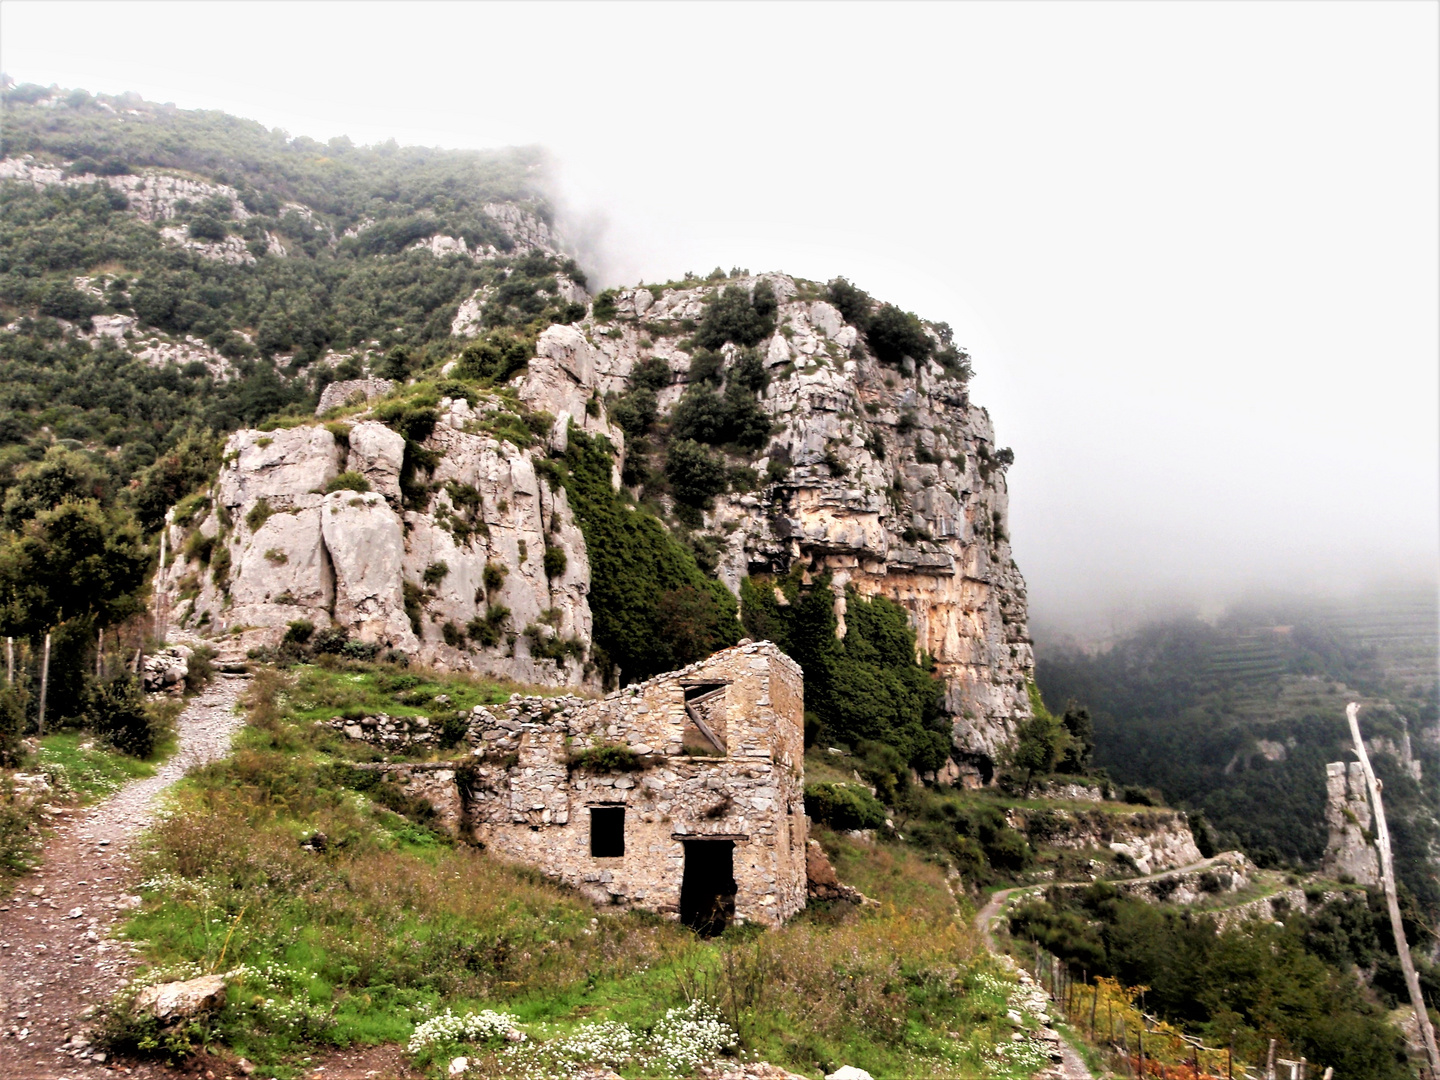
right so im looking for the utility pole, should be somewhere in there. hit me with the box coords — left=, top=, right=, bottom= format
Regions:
left=1348, top=701, right=1440, bottom=1078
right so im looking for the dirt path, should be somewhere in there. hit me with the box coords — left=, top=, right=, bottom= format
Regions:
left=0, top=674, right=249, bottom=1080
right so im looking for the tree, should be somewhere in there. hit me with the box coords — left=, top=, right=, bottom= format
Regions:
left=664, top=440, right=727, bottom=508
left=1057, top=704, right=1094, bottom=773
left=825, top=277, right=872, bottom=327
left=865, top=303, right=933, bottom=367
left=0, top=500, right=150, bottom=732
left=1012, top=714, right=1067, bottom=796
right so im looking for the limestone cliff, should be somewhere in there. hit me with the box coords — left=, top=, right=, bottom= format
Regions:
left=154, top=271, right=1034, bottom=771
left=1321, top=761, right=1380, bottom=885
left=579, top=276, right=1034, bottom=776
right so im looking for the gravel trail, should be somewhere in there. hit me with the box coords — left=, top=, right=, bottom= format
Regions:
left=0, top=674, right=249, bottom=1080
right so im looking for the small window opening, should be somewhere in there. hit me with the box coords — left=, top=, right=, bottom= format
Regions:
left=682, top=682, right=728, bottom=755
left=590, top=806, right=625, bottom=857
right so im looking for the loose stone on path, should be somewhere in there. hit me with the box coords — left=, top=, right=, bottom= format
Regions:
left=0, top=674, right=249, bottom=1079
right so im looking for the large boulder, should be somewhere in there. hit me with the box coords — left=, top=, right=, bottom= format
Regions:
left=133, top=975, right=227, bottom=1023
left=346, top=421, right=406, bottom=504
left=320, top=490, right=417, bottom=649
left=218, top=427, right=339, bottom=511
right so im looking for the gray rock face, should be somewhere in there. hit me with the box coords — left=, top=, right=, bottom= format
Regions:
left=1322, top=761, right=1380, bottom=885
left=590, top=275, right=1034, bottom=771
left=152, top=271, right=1034, bottom=768
left=345, top=421, right=406, bottom=502
left=156, top=399, right=594, bottom=685
left=316, top=378, right=394, bottom=417
left=322, top=491, right=417, bottom=648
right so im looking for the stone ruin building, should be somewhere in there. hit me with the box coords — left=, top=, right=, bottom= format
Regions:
left=341, top=640, right=813, bottom=931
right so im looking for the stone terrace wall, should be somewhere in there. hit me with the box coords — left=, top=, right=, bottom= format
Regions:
left=464, top=640, right=808, bottom=927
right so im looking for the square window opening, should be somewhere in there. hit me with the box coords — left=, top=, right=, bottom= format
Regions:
left=590, top=806, right=625, bottom=857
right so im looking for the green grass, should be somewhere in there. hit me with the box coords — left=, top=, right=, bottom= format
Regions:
left=284, top=662, right=567, bottom=726
left=105, top=665, right=1046, bottom=1080
left=36, top=731, right=163, bottom=801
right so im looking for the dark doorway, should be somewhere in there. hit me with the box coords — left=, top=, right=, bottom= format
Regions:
left=590, top=806, right=625, bottom=857
left=680, top=840, right=736, bottom=936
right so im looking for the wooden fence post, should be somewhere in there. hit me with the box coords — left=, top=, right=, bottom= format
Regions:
left=37, top=630, right=50, bottom=736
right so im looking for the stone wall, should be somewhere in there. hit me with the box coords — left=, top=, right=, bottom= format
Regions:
left=1321, top=761, right=1380, bottom=885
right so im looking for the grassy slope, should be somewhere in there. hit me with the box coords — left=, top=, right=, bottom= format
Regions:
left=113, top=659, right=1049, bottom=1080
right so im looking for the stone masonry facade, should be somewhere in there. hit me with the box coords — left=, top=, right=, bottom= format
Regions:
left=348, top=641, right=810, bottom=928
left=465, top=640, right=808, bottom=927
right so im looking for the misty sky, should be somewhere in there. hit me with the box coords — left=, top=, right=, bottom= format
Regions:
left=3, top=1, right=1436, bottom=637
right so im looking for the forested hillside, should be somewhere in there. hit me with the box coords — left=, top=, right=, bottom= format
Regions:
left=1036, top=590, right=1440, bottom=914
left=0, top=82, right=577, bottom=526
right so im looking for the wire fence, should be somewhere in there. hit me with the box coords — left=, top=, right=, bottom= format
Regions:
left=1023, top=942, right=1331, bottom=1080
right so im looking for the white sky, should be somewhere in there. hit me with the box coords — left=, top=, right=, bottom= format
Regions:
left=3, top=1, right=1437, bottom=637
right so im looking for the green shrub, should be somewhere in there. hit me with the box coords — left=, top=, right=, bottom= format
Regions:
left=610, top=387, right=657, bottom=439
left=482, top=562, right=507, bottom=596
left=693, top=284, right=775, bottom=349
left=437, top=710, right=471, bottom=748
left=630, top=356, right=672, bottom=391
left=592, top=289, right=619, bottom=321
left=244, top=497, right=274, bottom=532
left=804, top=782, right=886, bottom=831
left=210, top=542, right=232, bottom=588
left=543, top=545, right=567, bottom=579
left=0, top=684, right=28, bottom=767
left=183, top=529, right=214, bottom=566
left=467, top=604, right=510, bottom=648
left=326, top=471, right=372, bottom=494
left=185, top=646, right=216, bottom=692
left=454, top=329, right=533, bottom=383
left=89, top=675, right=164, bottom=758
left=665, top=439, right=727, bottom=508
left=866, top=303, right=933, bottom=367
left=423, top=560, right=450, bottom=586
left=825, top=277, right=872, bottom=327
left=283, top=619, right=315, bottom=645
left=441, top=621, right=466, bottom=648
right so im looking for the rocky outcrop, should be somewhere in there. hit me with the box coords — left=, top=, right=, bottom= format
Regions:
left=1322, top=761, right=1380, bottom=885
left=588, top=275, right=1033, bottom=771
left=1013, top=806, right=1202, bottom=876
left=316, top=378, right=394, bottom=416
left=155, top=405, right=593, bottom=683
left=153, top=269, right=1034, bottom=768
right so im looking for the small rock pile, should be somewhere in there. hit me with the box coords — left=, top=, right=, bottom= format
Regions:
left=141, top=645, right=192, bottom=695
left=805, top=840, right=868, bottom=905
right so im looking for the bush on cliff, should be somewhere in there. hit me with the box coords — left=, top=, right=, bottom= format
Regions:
left=804, top=782, right=887, bottom=831
left=560, top=429, right=739, bottom=684
left=741, top=572, right=948, bottom=771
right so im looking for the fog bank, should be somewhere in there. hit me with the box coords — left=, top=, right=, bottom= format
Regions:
left=4, top=1, right=1436, bottom=634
